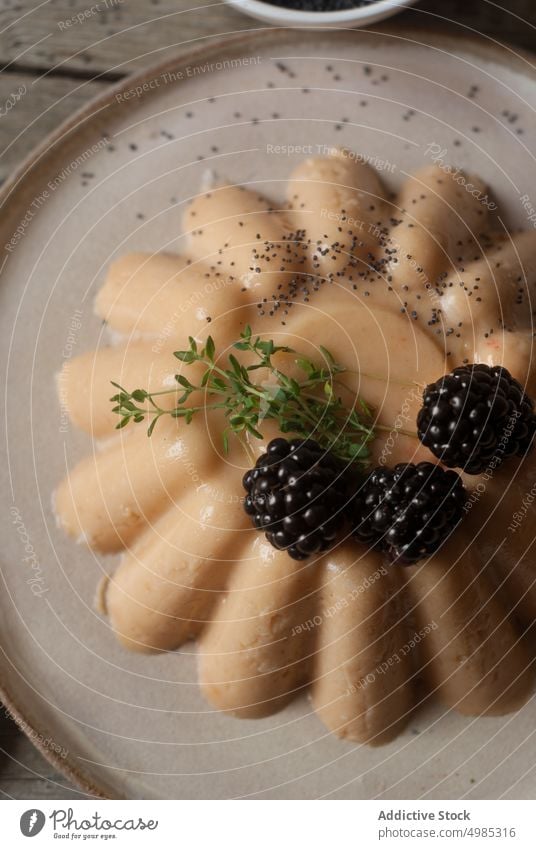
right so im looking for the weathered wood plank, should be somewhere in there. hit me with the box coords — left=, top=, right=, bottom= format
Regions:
left=0, top=777, right=85, bottom=800
left=0, top=0, right=251, bottom=76
left=0, top=707, right=86, bottom=799
left=410, top=0, right=536, bottom=52
left=0, top=72, right=106, bottom=182
left=0, top=0, right=534, bottom=78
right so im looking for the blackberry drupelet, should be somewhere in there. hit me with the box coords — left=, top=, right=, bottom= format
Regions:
left=242, top=437, right=351, bottom=560
left=351, top=462, right=466, bottom=564
left=417, top=364, right=536, bottom=474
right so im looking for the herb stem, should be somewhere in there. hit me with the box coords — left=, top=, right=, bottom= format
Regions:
left=110, top=328, right=377, bottom=465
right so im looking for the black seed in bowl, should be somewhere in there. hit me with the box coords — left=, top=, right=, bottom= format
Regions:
left=265, top=0, right=372, bottom=11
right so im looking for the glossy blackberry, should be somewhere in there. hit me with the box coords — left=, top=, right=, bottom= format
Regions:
left=417, top=364, right=536, bottom=474
left=351, top=462, right=466, bottom=565
left=242, top=438, right=351, bottom=560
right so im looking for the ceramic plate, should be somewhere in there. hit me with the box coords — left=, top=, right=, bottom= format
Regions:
left=2, top=27, right=536, bottom=800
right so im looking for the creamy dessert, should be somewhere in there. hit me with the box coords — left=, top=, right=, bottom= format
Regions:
left=56, top=149, right=536, bottom=744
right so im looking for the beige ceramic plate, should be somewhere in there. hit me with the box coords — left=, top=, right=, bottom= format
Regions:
left=2, top=27, right=536, bottom=800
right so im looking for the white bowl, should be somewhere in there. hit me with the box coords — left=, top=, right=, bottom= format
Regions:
left=225, top=0, right=419, bottom=28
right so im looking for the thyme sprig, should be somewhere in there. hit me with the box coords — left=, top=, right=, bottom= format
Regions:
left=110, top=325, right=376, bottom=465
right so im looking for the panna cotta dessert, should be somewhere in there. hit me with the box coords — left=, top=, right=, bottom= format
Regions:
left=55, top=149, right=536, bottom=745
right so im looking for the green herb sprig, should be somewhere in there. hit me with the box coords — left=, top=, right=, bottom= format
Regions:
left=110, top=325, right=375, bottom=465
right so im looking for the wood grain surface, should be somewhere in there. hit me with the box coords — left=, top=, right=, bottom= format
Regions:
left=0, top=0, right=534, bottom=801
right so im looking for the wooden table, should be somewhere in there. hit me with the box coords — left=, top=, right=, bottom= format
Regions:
left=0, top=0, right=534, bottom=800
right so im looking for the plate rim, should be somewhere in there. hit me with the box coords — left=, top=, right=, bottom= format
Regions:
left=1, top=21, right=535, bottom=228
left=1, top=23, right=535, bottom=801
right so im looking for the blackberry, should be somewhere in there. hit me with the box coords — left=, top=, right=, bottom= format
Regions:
left=242, top=438, right=351, bottom=560
left=417, top=364, right=536, bottom=474
left=351, top=462, right=466, bottom=564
